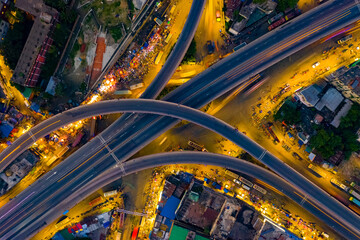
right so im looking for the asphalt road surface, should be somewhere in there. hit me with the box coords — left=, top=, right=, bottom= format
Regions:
left=0, top=0, right=206, bottom=171
left=141, top=0, right=206, bottom=98
left=1, top=0, right=359, bottom=171
left=0, top=100, right=359, bottom=239
left=1, top=0, right=360, bottom=238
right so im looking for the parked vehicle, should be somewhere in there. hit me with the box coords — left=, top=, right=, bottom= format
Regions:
left=268, top=17, right=286, bottom=31
left=349, top=197, right=360, bottom=207
left=308, top=164, right=322, bottom=178
left=216, top=10, right=221, bottom=22
left=338, top=34, right=352, bottom=44
left=349, top=189, right=360, bottom=201
left=292, top=152, right=302, bottom=160
left=330, top=178, right=349, bottom=192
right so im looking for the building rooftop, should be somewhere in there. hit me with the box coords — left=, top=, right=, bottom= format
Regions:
left=15, top=0, right=44, bottom=17
left=297, top=85, right=321, bottom=107
left=315, top=87, right=344, bottom=112
left=331, top=99, right=353, bottom=128
left=259, top=220, right=301, bottom=240
left=11, top=4, right=58, bottom=87
left=160, top=196, right=181, bottom=220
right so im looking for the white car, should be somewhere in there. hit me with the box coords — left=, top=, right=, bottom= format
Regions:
left=312, top=62, right=320, bottom=68
left=233, top=179, right=241, bottom=185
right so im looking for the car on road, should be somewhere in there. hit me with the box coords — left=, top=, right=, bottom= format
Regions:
left=233, top=179, right=241, bottom=185
left=216, top=10, right=221, bottom=22
left=312, top=62, right=320, bottom=68
left=207, top=40, right=215, bottom=54
left=282, top=142, right=291, bottom=152
left=292, top=152, right=302, bottom=160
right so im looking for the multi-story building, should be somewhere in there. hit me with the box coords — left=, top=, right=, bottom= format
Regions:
left=327, top=65, right=360, bottom=104
left=11, top=0, right=58, bottom=87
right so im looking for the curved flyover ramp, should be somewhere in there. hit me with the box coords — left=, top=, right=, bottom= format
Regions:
left=15, top=152, right=360, bottom=240
left=0, top=99, right=359, bottom=239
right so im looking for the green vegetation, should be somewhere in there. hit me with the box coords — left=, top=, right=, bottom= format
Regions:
left=79, top=82, right=87, bottom=92
left=310, top=103, right=360, bottom=159
left=90, top=0, right=130, bottom=27
left=337, top=103, right=360, bottom=158
left=127, top=0, right=135, bottom=18
left=44, top=0, right=77, bottom=27
left=310, top=129, right=343, bottom=159
left=181, top=39, right=196, bottom=63
left=232, top=10, right=244, bottom=22
left=274, top=100, right=301, bottom=125
left=55, top=82, right=66, bottom=96
left=277, top=0, right=299, bottom=12
left=225, top=21, right=232, bottom=32
left=10, top=81, right=25, bottom=93
left=0, top=15, right=33, bottom=70
left=40, top=23, right=70, bottom=81
left=69, top=41, right=80, bottom=60
left=157, top=85, right=178, bottom=100
left=253, top=0, right=267, bottom=4
left=109, top=25, right=123, bottom=42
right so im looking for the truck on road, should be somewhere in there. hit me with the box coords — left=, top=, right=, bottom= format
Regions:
left=89, top=196, right=104, bottom=206
left=330, top=178, right=349, bottom=192
left=308, top=164, right=322, bottom=178
left=350, top=182, right=360, bottom=192
left=155, top=51, right=164, bottom=65
left=338, top=34, right=352, bottom=44
left=350, top=197, right=360, bottom=207
left=349, top=189, right=360, bottom=200
left=188, top=140, right=208, bottom=152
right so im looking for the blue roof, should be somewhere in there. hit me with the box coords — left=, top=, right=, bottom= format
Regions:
left=179, top=172, right=193, bottom=183
left=164, top=217, right=172, bottom=228
left=160, top=196, right=180, bottom=220
left=103, top=221, right=111, bottom=228
left=0, top=121, right=13, bottom=138
left=30, top=102, right=40, bottom=113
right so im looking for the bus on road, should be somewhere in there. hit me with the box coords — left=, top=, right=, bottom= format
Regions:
left=350, top=197, right=360, bottom=207
left=268, top=12, right=284, bottom=24
left=349, top=189, right=360, bottom=200
left=268, top=17, right=286, bottom=31
left=165, top=33, right=172, bottom=43
left=155, top=51, right=164, bottom=64
left=338, top=34, right=352, bottom=44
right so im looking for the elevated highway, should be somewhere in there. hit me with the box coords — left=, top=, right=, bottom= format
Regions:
left=2, top=0, right=360, bottom=239
left=0, top=99, right=359, bottom=239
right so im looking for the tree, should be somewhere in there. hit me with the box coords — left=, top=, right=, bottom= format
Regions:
left=79, top=82, right=87, bottom=92
left=0, top=19, right=33, bottom=70
left=274, top=101, right=301, bottom=125
left=182, top=39, right=196, bottom=63
left=339, top=103, right=360, bottom=129
left=310, top=130, right=343, bottom=159
left=55, top=82, right=65, bottom=96
left=277, top=0, right=299, bottom=12
left=109, top=26, right=123, bottom=42
left=10, top=81, right=25, bottom=93
left=253, top=0, right=267, bottom=4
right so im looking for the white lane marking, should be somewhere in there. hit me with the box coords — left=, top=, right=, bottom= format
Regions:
left=258, top=150, right=267, bottom=161
left=300, top=195, right=308, bottom=205
left=0, top=192, right=35, bottom=220
left=71, top=175, right=94, bottom=191
left=46, top=171, right=57, bottom=180
left=98, top=135, right=125, bottom=173
left=27, top=130, right=37, bottom=141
